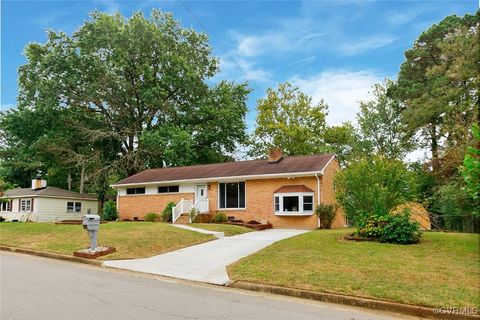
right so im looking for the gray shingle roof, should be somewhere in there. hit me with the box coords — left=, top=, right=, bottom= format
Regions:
left=2, top=187, right=97, bottom=200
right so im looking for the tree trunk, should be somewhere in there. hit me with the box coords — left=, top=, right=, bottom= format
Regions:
left=67, top=173, right=72, bottom=191
left=430, top=124, right=440, bottom=172
left=79, top=164, right=85, bottom=194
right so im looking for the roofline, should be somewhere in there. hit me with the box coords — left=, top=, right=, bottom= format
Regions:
left=321, top=154, right=336, bottom=174
left=0, top=195, right=98, bottom=201
left=110, top=170, right=327, bottom=188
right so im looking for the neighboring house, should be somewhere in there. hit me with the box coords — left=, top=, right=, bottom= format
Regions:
left=0, top=179, right=99, bottom=222
left=112, top=149, right=345, bottom=229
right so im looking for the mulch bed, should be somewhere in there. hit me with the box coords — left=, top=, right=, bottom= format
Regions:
left=73, top=247, right=116, bottom=259
left=343, top=233, right=377, bottom=242
left=227, top=220, right=272, bottom=231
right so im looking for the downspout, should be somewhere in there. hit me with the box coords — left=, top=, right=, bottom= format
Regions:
left=315, top=173, right=321, bottom=228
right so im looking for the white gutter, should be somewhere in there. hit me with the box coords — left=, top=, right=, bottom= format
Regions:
left=110, top=170, right=328, bottom=188
left=315, top=173, right=321, bottom=228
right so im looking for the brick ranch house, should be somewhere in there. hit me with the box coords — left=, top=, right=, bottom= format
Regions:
left=111, top=150, right=345, bottom=229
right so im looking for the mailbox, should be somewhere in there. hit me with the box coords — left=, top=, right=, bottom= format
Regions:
left=82, top=214, right=101, bottom=250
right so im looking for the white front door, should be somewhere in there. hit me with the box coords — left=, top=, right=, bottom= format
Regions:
left=195, top=184, right=208, bottom=212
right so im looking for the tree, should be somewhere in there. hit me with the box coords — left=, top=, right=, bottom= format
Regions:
left=396, top=12, right=479, bottom=173
left=249, top=82, right=328, bottom=157
left=357, top=80, right=413, bottom=159
left=1, top=10, right=250, bottom=192
left=461, top=124, right=480, bottom=210
left=335, top=156, right=417, bottom=226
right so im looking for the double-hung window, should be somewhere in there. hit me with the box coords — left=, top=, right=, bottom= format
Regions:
left=67, top=202, right=82, bottom=212
left=274, top=193, right=314, bottom=215
left=0, top=201, right=10, bottom=212
left=20, top=199, right=32, bottom=212
left=219, top=182, right=245, bottom=209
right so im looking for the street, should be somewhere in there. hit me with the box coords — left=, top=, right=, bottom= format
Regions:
left=1, top=252, right=416, bottom=320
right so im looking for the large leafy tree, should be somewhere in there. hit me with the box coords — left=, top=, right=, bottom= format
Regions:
left=357, top=80, right=414, bottom=159
left=248, top=82, right=328, bottom=157
left=396, top=12, right=479, bottom=173
left=1, top=10, right=249, bottom=192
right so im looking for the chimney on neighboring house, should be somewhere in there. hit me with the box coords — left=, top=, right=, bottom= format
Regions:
left=31, top=178, right=47, bottom=190
left=268, top=147, right=284, bottom=163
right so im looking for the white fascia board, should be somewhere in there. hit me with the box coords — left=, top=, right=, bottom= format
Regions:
left=110, top=170, right=325, bottom=189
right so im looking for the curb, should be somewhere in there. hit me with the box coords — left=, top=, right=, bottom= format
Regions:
left=230, top=281, right=479, bottom=320
left=0, top=245, right=103, bottom=266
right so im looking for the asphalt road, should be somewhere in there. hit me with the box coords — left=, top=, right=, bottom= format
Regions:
left=0, top=252, right=417, bottom=320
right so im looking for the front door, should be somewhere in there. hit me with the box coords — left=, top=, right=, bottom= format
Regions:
left=195, top=184, right=208, bottom=212
left=196, top=184, right=207, bottom=201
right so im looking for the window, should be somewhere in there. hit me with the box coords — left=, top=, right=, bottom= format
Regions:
left=67, top=202, right=82, bottom=213
left=20, top=199, right=32, bottom=212
left=274, top=193, right=314, bottom=215
left=283, top=196, right=299, bottom=212
left=303, top=196, right=313, bottom=211
left=0, top=201, right=10, bottom=212
left=219, top=182, right=245, bottom=209
left=158, top=185, right=179, bottom=193
left=126, top=187, right=145, bottom=195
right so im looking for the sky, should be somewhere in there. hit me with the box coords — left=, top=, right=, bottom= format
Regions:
left=1, top=0, right=478, bottom=136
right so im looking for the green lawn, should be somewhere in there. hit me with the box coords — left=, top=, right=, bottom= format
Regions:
left=228, top=229, right=480, bottom=308
left=192, top=223, right=253, bottom=237
left=0, top=222, right=213, bottom=260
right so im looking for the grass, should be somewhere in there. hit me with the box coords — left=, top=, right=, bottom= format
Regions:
left=228, top=229, right=480, bottom=308
left=0, top=222, right=214, bottom=260
left=192, top=223, right=253, bottom=237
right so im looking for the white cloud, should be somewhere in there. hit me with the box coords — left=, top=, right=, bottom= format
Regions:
left=336, top=35, right=397, bottom=56
left=215, top=54, right=271, bottom=83
left=386, top=11, right=419, bottom=25
left=290, top=70, right=384, bottom=125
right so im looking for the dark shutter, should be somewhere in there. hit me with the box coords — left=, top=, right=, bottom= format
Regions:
left=9, top=200, right=12, bottom=211
left=31, top=198, right=34, bottom=211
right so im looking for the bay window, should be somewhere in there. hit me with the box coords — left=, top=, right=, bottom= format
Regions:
left=219, top=182, right=245, bottom=209
left=274, top=193, right=314, bottom=215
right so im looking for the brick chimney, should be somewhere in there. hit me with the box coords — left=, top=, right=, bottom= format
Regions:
left=31, top=178, right=47, bottom=190
left=268, top=147, right=283, bottom=163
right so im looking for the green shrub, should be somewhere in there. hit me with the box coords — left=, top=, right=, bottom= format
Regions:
left=101, top=200, right=118, bottom=221
left=212, top=211, right=227, bottom=223
left=315, top=204, right=336, bottom=229
left=189, top=208, right=199, bottom=223
left=356, top=211, right=422, bottom=244
left=144, top=213, right=161, bottom=222
left=379, top=213, right=422, bottom=244
left=162, top=202, right=176, bottom=222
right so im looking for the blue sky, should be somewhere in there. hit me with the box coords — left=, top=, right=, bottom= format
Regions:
left=1, top=0, right=477, bottom=131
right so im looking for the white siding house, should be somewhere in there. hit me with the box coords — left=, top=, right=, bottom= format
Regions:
left=0, top=179, right=99, bottom=222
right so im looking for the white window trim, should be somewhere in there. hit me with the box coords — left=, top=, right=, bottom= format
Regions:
left=274, top=192, right=314, bottom=216
left=218, top=181, right=246, bottom=210
left=20, top=199, right=32, bottom=212
left=0, top=201, right=10, bottom=212
left=67, top=201, right=82, bottom=213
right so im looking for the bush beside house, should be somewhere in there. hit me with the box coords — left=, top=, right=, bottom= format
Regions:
left=102, top=200, right=118, bottom=221
left=162, top=202, right=176, bottom=222
left=144, top=213, right=161, bottom=222
left=315, top=204, right=336, bottom=229
left=336, top=157, right=422, bottom=244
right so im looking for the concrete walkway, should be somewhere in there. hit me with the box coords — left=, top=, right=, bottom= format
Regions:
left=104, top=229, right=308, bottom=285
left=171, top=224, right=225, bottom=238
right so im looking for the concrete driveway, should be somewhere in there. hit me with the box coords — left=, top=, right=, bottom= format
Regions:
left=104, top=229, right=308, bottom=285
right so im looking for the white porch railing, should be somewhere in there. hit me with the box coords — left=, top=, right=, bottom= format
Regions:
left=190, top=198, right=209, bottom=222
left=172, top=198, right=208, bottom=224
left=172, top=198, right=192, bottom=224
